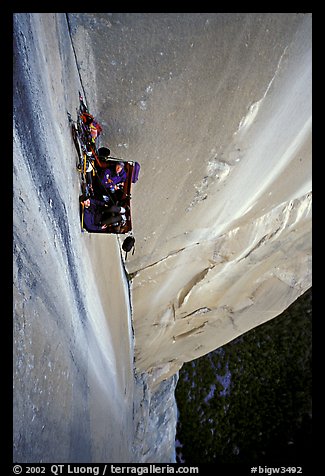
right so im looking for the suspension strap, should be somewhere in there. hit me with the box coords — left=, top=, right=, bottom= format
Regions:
left=81, top=202, right=85, bottom=230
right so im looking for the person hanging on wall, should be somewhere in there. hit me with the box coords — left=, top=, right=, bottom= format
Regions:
left=101, top=161, right=127, bottom=195
left=79, top=195, right=126, bottom=232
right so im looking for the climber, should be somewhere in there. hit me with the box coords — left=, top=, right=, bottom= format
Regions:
left=79, top=195, right=126, bottom=232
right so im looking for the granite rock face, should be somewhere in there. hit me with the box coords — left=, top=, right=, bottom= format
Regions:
left=13, top=13, right=136, bottom=463
left=13, top=13, right=312, bottom=463
left=69, top=13, right=312, bottom=385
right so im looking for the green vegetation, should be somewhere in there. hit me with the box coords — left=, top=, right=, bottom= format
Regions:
left=175, top=288, right=312, bottom=464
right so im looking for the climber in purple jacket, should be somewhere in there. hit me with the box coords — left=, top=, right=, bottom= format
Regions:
left=101, top=162, right=127, bottom=193
left=79, top=195, right=126, bottom=232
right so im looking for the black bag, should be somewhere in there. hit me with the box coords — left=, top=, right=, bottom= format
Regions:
left=122, top=236, right=135, bottom=260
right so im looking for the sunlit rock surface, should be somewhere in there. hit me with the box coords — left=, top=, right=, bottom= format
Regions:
left=13, top=13, right=311, bottom=463
left=13, top=13, right=136, bottom=463
left=69, top=13, right=312, bottom=385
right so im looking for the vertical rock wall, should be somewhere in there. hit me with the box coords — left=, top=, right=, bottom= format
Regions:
left=68, top=13, right=311, bottom=384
